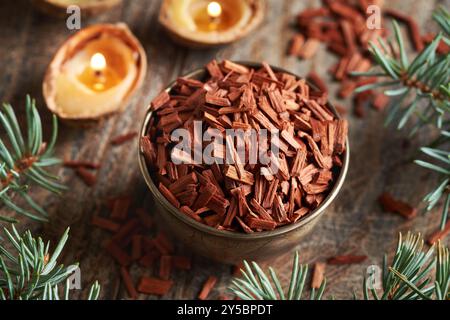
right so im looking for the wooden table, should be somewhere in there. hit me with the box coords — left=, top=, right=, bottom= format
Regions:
left=0, top=0, right=447, bottom=300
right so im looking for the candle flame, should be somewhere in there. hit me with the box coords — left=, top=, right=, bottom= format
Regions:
left=207, top=1, right=222, bottom=19
left=90, top=53, right=106, bottom=71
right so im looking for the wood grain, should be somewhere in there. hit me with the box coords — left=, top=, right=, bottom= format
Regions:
left=0, top=0, right=447, bottom=300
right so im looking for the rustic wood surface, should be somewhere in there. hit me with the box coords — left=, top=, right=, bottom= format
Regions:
left=0, top=0, right=448, bottom=300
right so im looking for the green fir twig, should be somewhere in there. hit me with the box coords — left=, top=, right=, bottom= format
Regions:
left=229, top=252, right=326, bottom=300
left=0, top=96, right=66, bottom=223
left=364, top=232, right=449, bottom=300
left=0, top=225, right=100, bottom=300
left=354, top=8, right=450, bottom=229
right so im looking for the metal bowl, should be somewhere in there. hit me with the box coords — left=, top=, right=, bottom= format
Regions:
left=138, top=62, right=349, bottom=264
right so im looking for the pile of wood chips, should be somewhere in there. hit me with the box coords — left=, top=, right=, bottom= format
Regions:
left=288, top=0, right=448, bottom=117
left=91, top=198, right=181, bottom=298
left=91, top=196, right=223, bottom=300
left=288, top=1, right=450, bottom=244
left=141, top=60, right=348, bottom=234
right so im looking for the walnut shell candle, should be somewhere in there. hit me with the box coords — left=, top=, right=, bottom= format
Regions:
left=159, top=0, right=266, bottom=48
left=43, top=23, right=147, bottom=125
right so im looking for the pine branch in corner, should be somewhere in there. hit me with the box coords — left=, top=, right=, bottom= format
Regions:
left=364, top=232, right=449, bottom=300
left=0, top=225, right=100, bottom=300
left=228, top=233, right=449, bottom=300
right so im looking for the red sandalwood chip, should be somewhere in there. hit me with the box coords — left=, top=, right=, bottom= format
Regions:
left=137, top=277, right=173, bottom=296
left=198, top=276, right=218, bottom=300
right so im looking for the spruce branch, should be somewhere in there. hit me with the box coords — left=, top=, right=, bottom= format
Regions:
left=0, top=225, right=100, bottom=300
left=354, top=9, right=450, bottom=229
left=0, top=96, right=66, bottom=223
left=228, top=233, right=449, bottom=300
left=414, top=133, right=450, bottom=229
left=433, top=6, right=450, bottom=36
left=228, top=252, right=326, bottom=300
left=364, top=232, right=449, bottom=300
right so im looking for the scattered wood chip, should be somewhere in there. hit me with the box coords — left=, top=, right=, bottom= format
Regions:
left=91, top=216, right=121, bottom=232
left=311, top=262, right=326, bottom=289
left=378, top=192, right=417, bottom=219
left=111, top=132, right=138, bottom=146
left=111, top=218, right=140, bottom=246
left=327, top=255, right=367, bottom=265
left=289, top=34, right=305, bottom=56
left=152, top=232, right=174, bottom=255
left=372, top=93, right=390, bottom=111
left=110, top=196, right=132, bottom=221
left=159, top=255, right=172, bottom=280
left=76, top=167, right=97, bottom=186
left=198, top=276, right=218, bottom=300
left=427, top=221, right=450, bottom=245
left=120, top=267, right=138, bottom=299
left=64, top=160, right=101, bottom=169
left=104, top=241, right=132, bottom=266
left=137, top=277, right=173, bottom=296
left=298, top=38, right=320, bottom=59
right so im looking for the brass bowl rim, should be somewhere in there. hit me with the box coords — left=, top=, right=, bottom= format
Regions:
left=138, top=61, right=350, bottom=240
